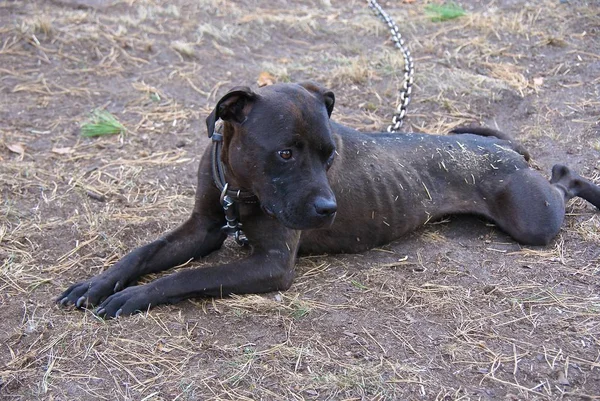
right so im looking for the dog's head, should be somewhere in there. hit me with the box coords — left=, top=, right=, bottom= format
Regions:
left=206, top=82, right=337, bottom=230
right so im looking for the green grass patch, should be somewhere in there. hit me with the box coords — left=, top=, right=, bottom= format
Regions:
left=81, top=109, right=125, bottom=137
left=290, top=301, right=310, bottom=319
left=350, top=280, right=369, bottom=291
left=425, top=3, right=466, bottom=22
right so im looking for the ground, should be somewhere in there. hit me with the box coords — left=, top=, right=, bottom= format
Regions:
left=1, top=0, right=599, bottom=399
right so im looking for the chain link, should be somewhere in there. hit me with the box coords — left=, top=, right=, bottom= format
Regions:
left=367, top=0, right=414, bottom=132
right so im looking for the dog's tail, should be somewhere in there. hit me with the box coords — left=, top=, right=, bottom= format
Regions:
left=449, top=126, right=530, bottom=161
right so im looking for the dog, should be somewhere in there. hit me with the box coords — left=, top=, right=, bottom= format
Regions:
left=58, top=82, right=600, bottom=318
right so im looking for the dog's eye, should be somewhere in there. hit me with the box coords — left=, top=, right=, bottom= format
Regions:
left=326, top=151, right=335, bottom=168
left=278, top=149, right=293, bottom=160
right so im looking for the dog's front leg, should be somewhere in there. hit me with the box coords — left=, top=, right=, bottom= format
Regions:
left=58, top=210, right=227, bottom=309
left=58, top=152, right=228, bottom=309
left=95, top=216, right=300, bottom=318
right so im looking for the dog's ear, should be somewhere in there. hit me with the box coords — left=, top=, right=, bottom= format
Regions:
left=323, top=90, right=335, bottom=117
left=206, top=86, right=257, bottom=138
left=298, top=81, right=335, bottom=117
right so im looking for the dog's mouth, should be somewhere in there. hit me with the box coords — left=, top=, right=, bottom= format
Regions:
left=316, top=212, right=336, bottom=229
left=262, top=204, right=336, bottom=230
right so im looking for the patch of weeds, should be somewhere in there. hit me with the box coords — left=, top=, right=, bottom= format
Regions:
left=290, top=301, right=311, bottom=319
left=177, top=380, right=197, bottom=401
left=232, top=308, right=251, bottom=317
left=363, top=103, right=378, bottom=112
left=425, top=3, right=466, bottom=22
left=81, top=110, right=125, bottom=137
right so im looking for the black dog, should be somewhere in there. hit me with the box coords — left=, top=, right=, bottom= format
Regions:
left=59, top=82, right=600, bottom=317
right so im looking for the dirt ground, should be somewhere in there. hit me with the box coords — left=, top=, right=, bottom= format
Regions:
left=1, top=0, right=599, bottom=399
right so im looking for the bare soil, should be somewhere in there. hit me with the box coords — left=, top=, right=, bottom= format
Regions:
left=1, top=0, right=599, bottom=400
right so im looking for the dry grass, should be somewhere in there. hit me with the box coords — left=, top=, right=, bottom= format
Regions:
left=329, top=56, right=372, bottom=86
left=237, top=9, right=320, bottom=34
left=19, top=15, right=54, bottom=36
left=1, top=0, right=599, bottom=399
left=482, top=62, right=529, bottom=95
left=258, top=62, right=291, bottom=83
left=171, top=40, right=196, bottom=58
left=197, top=22, right=243, bottom=44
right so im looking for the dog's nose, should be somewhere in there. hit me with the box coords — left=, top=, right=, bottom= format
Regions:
left=314, top=197, right=337, bottom=217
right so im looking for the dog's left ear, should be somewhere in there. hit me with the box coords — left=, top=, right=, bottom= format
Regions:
left=298, top=81, right=335, bottom=118
left=206, top=86, right=257, bottom=138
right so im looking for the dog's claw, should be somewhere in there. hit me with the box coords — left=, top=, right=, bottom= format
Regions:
left=115, top=309, right=123, bottom=318
left=76, top=296, right=87, bottom=308
left=96, top=308, right=105, bottom=317
left=59, top=297, right=69, bottom=306
left=113, top=281, right=121, bottom=292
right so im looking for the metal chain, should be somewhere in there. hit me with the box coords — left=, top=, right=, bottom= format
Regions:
left=367, top=0, right=414, bottom=132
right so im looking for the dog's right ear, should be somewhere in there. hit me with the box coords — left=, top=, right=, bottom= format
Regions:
left=206, top=87, right=257, bottom=138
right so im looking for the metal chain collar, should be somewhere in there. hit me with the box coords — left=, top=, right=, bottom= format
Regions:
left=367, top=0, right=414, bottom=132
left=220, top=183, right=249, bottom=246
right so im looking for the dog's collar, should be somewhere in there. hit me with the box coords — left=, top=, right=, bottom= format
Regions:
left=210, top=125, right=258, bottom=204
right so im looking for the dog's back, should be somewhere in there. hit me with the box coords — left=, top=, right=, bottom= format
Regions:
left=299, top=123, right=530, bottom=254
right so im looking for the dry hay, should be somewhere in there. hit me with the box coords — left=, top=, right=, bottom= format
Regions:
left=1, top=0, right=599, bottom=399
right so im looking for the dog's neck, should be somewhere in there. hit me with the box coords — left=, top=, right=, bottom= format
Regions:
left=219, top=123, right=245, bottom=189
left=210, top=122, right=256, bottom=203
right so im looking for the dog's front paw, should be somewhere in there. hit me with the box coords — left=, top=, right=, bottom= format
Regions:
left=95, top=285, right=154, bottom=318
left=57, top=276, right=124, bottom=309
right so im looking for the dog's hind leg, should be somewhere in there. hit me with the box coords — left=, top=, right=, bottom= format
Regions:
left=484, top=169, right=565, bottom=246
left=486, top=165, right=600, bottom=246
left=550, top=164, right=600, bottom=209
left=450, top=127, right=530, bottom=161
